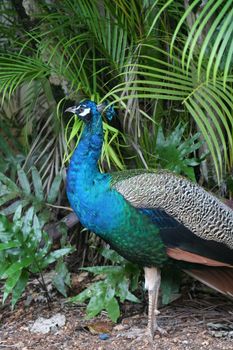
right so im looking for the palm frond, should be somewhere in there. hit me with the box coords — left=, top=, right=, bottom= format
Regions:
left=0, top=53, right=50, bottom=104
left=106, top=43, right=233, bottom=182
left=0, top=0, right=232, bottom=186
left=170, top=0, right=233, bottom=87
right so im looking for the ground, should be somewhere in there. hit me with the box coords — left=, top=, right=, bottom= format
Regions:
left=0, top=277, right=233, bottom=350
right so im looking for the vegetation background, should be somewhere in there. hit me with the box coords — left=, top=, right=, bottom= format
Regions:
left=0, top=0, right=232, bottom=320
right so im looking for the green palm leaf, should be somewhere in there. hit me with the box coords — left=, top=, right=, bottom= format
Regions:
left=106, top=43, right=233, bottom=182
left=170, top=0, right=233, bottom=87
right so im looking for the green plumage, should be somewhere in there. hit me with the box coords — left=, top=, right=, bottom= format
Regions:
left=66, top=101, right=168, bottom=267
left=101, top=202, right=168, bottom=267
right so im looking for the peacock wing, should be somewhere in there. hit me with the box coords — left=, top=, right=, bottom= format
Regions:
left=111, top=170, right=233, bottom=262
left=111, top=170, right=233, bottom=295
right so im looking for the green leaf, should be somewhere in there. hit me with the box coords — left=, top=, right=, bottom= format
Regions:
left=0, top=215, right=14, bottom=242
left=0, top=261, right=10, bottom=279
left=31, top=166, right=44, bottom=201
left=100, top=248, right=125, bottom=264
left=105, top=297, right=120, bottom=322
left=23, top=207, right=34, bottom=238
left=41, top=247, right=73, bottom=267
left=86, top=288, right=105, bottom=319
left=0, top=183, right=10, bottom=196
left=127, top=263, right=141, bottom=291
left=17, top=168, right=31, bottom=195
left=69, top=287, right=92, bottom=304
left=161, top=267, right=181, bottom=305
left=0, top=172, right=19, bottom=192
left=125, top=290, right=140, bottom=303
left=52, top=261, right=71, bottom=297
left=4, top=256, right=34, bottom=277
left=11, top=270, right=29, bottom=308
left=82, top=265, right=122, bottom=275
left=155, top=124, right=202, bottom=180
left=13, top=205, right=23, bottom=221
left=32, top=215, right=42, bottom=243
left=0, top=242, right=20, bottom=251
left=47, top=175, right=62, bottom=204
left=105, top=286, right=116, bottom=303
left=3, top=270, right=21, bottom=304
left=116, top=278, right=129, bottom=302
left=0, top=192, right=19, bottom=207
left=1, top=199, right=29, bottom=216
left=66, top=116, right=83, bottom=144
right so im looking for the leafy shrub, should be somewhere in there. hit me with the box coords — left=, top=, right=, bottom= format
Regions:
left=69, top=248, right=141, bottom=322
left=0, top=166, right=62, bottom=220
left=155, top=124, right=206, bottom=181
left=0, top=206, right=73, bottom=307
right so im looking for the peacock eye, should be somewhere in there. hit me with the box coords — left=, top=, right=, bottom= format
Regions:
left=78, top=106, right=91, bottom=119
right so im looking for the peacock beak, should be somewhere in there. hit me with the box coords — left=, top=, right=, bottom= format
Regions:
left=65, top=106, right=78, bottom=114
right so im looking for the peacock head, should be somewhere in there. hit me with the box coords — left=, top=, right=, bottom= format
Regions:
left=65, top=100, right=115, bottom=123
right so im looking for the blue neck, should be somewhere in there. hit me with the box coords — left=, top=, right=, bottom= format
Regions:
left=67, top=106, right=103, bottom=189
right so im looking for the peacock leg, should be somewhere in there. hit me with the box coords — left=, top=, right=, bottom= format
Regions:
left=144, top=266, right=165, bottom=339
left=116, top=267, right=164, bottom=343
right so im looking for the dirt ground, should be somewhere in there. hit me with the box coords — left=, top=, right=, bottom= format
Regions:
left=0, top=281, right=233, bottom=350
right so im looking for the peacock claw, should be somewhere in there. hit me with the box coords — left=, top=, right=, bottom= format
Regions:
left=117, top=326, right=146, bottom=340
left=148, top=325, right=167, bottom=340
left=154, top=325, right=167, bottom=335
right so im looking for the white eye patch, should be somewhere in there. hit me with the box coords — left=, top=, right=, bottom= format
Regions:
left=79, top=107, right=91, bottom=117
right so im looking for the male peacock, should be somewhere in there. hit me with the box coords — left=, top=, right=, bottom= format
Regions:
left=66, top=100, right=233, bottom=339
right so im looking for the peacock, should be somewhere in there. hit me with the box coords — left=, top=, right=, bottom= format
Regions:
left=65, top=100, right=233, bottom=339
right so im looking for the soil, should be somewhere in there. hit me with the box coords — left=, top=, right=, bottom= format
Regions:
left=0, top=280, right=233, bottom=350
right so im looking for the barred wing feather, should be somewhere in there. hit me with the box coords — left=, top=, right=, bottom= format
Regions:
left=112, top=170, right=233, bottom=250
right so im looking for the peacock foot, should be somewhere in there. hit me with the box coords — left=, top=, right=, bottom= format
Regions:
left=147, top=308, right=167, bottom=339
left=155, top=325, right=167, bottom=335
left=116, top=326, right=146, bottom=340
left=116, top=325, right=167, bottom=350
left=116, top=324, right=167, bottom=342
left=148, top=323, right=167, bottom=341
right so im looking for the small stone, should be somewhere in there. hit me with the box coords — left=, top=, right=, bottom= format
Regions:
left=99, top=333, right=110, bottom=340
left=202, top=340, right=209, bottom=346
left=182, top=340, right=188, bottom=344
left=29, top=313, right=66, bottom=334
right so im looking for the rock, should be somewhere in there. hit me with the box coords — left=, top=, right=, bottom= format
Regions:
left=29, top=313, right=66, bottom=334
left=99, top=333, right=110, bottom=340
left=201, top=340, right=209, bottom=346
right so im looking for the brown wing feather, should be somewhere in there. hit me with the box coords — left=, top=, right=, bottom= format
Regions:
left=184, top=267, right=233, bottom=297
left=167, top=247, right=233, bottom=268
